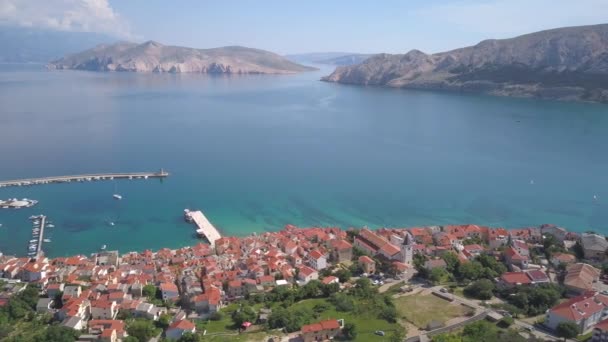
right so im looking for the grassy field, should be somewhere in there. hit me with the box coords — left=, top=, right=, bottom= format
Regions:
left=290, top=298, right=402, bottom=342
left=395, top=293, right=474, bottom=329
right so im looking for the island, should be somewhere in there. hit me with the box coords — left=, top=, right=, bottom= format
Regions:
left=322, top=24, right=608, bottom=103
left=48, top=41, right=317, bottom=74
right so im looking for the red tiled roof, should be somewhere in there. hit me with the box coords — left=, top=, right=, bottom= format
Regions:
left=330, top=239, right=352, bottom=251
left=309, top=250, right=325, bottom=260
left=380, top=243, right=400, bottom=256
left=299, top=266, right=317, bottom=277
left=358, top=256, right=374, bottom=264
left=500, top=272, right=531, bottom=285
left=301, top=319, right=340, bottom=333
left=228, top=280, right=242, bottom=288
left=322, top=276, right=338, bottom=284
left=169, top=319, right=196, bottom=331
left=596, top=318, right=608, bottom=332
left=550, top=292, right=608, bottom=321
left=160, top=282, right=178, bottom=292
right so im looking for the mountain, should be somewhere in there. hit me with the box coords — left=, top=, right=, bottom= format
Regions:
left=286, top=52, right=372, bottom=65
left=317, top=54, right=373, bottom=66
left=49, top=41, right=317, bottom=74
left=0, top=27, right=115, bottom=63
left=322, top=24, right=608, bottom=103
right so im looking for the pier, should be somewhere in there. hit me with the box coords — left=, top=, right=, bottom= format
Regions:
left=184, top=209, right=222, bottom=247
left=0, top=169, right=169, bottom=188
left=29, top=215, right=46, bottom=257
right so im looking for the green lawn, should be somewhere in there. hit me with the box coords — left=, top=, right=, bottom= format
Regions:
left=395, top=293, right=474, bottom=329
left=289, top=298, right=401, bottom=342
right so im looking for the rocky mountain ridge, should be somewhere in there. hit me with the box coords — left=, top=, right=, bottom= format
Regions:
left=49, top=41, right=316, bottom=74
left=322, top=24, right=608, bottom=103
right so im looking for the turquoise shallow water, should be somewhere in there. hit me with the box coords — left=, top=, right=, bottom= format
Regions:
left=0, top=64, right=608, bottom=257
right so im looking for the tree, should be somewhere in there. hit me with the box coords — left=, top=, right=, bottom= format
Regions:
left=209, top=311, right=223, bottom=321
left=156, top=314, right=171, bottom=329
left=127, top=319, right=158, bottom=342
left=330, top=293, right=355, bottom=312
left=389, top=328, right=406, bottom=342
left=142, top=285, right=157, bottom=299
left=556, top=321, right=580, bottom=341
left=34, top=325, right=79, bottom=342
left=462, top=321, right=498, bottom=341
left=351, top=278, right=376, bottom=298
left=322, top=282, right=340, bottom=297
left=457, top=261, right=483, bottom=281
left=335, top=268, right=352, bottom=283
left=123, top=337, right=139, bottom=342
left=343, top=322, right=357, bottom=340
left=429, top=267, right=448, bottom=284
left=178, top=332, right=202, bottom=342
left=464, top=279, right=494, bottom=300
left=231, top=306, right=256, bottom=327
left=442, top=252, right=460, bottom=274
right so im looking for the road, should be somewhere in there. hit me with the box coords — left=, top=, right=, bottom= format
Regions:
left=430, top=286, right=573, bottom=342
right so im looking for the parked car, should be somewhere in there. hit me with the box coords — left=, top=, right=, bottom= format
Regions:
left=375, top=330, right=385, bottom=336
left=440, top=288, right=448, bottom=293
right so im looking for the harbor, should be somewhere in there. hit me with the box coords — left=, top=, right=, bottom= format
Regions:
left=0, top=169, right=169, bottom=188
left=28, top=215, right=47, bottom=257
left=184, top=209, right=222, bottom=247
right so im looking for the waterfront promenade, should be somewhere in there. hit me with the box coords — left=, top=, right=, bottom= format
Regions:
left=0, top=169, right=169, bottom=188
left=184, top=209, right=222, bottom=246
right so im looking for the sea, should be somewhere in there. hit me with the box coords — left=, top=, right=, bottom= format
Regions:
left=0, top=63, right=607, bottom=257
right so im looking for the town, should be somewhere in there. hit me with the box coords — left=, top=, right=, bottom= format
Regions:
left=1, top=223, right=608, bottom=342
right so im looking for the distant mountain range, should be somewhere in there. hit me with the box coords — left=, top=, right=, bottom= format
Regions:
left=286, top=52, right=373, bottom=66
left=323, top=24, right=608, bottom=103
left=0, top=27, right=115, bottom=63
left=49, top=41, right=316, bottom=74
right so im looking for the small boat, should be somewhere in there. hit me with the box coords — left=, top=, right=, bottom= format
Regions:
left=101, top=244, right=107, bottom=250
left=43, top=239, right=51, bottom=243
left=29, top=239, right=36, bottom=243
left=47, top=224, right=55, bottom=228
left=113, top=194, right=122, bottom=200
left=109, top=222, right=115, bottom=227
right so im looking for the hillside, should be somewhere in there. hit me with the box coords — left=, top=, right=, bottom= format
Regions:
left=49, top=41, right=316, bottom=74
left=322, top=24, right=608, bottom=103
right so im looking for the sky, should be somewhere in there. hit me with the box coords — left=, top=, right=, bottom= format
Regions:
left=1, top=0, right=607, bottom=54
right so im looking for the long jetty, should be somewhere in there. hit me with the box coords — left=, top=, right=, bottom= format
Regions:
left=0, top=169, right=169, bottom=188
left=184, top=209, right=222, bottom=247
left=29, top=215, right=46, bottom=257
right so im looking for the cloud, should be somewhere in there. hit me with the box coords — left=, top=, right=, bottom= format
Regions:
left=0, top=0, right=132, bottom=37
left=415, top=0, right=608, bottom=38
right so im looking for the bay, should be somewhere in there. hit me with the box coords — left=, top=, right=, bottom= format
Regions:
left=0, top=64, right=607, bottom=257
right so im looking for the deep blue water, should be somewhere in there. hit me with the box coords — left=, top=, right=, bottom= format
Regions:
left=0, top=64, right=607, bottom=257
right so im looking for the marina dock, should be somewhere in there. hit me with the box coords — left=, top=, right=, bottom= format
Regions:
left=184, top=209, right=222, bottom=247
left=29, top=215, right=46, bottom=257
left=0, top=169, right=169, bottom=188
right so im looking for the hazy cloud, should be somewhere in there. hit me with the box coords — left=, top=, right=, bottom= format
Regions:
left=416, top=0, right=608, bottom=38
left=0, top=0, right=132, bottom=37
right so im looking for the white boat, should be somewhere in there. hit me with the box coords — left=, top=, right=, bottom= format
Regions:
left=113, top=194, right=122, bottom=200
left=101, top=244, right=107, bottom=250
left=109, top=222, right=115, bottom=226
left=43, top=239, right=51, bottom=243
left=47, top=224, right=55, bottom=228
left=29, top=239, right=36, bottom=243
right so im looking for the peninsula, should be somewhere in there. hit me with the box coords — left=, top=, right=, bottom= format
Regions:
left=322, top=24, right=608, bottom=103
left=48, top=41, right=316, bottom=74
